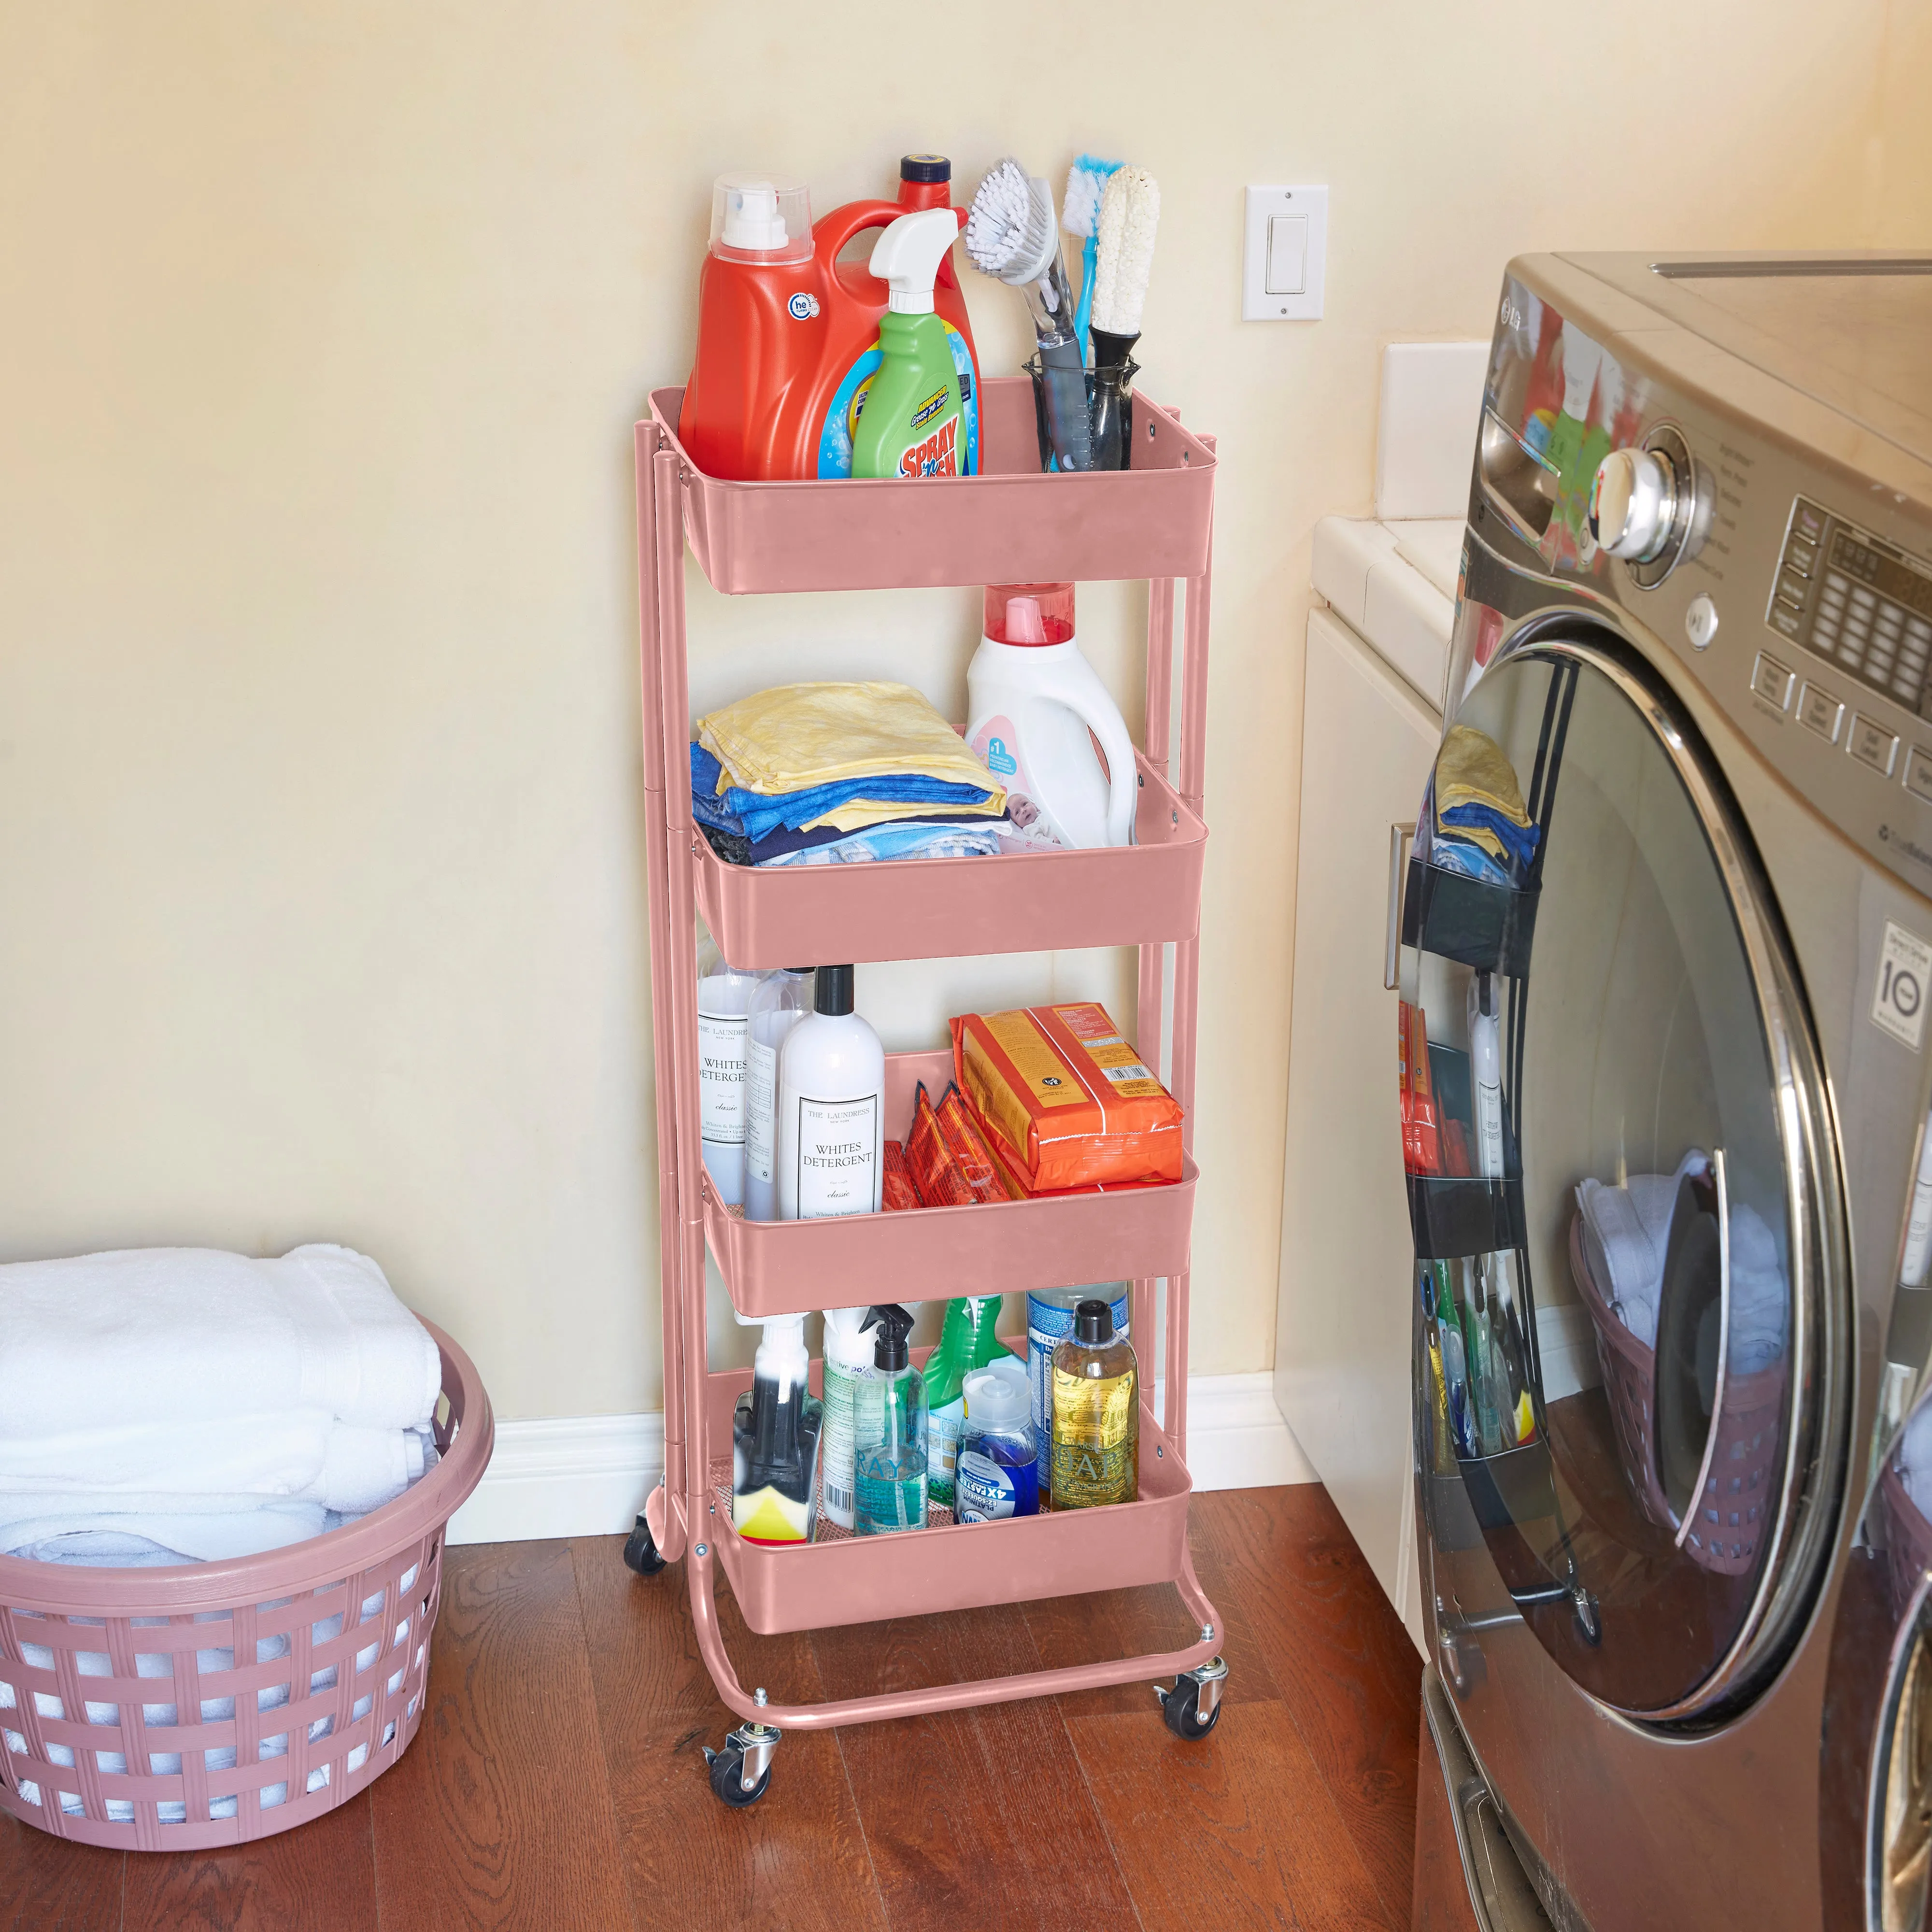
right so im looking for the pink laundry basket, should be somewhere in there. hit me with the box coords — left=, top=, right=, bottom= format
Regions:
left=1878, top=1459, right=1932, bottom=1621
left=1566, top=1212, right=1786, bottom=1577
left=0, top=1317, right=491, bottom=1852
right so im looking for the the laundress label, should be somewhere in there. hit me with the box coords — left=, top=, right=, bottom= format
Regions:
left=697, top=1008, right=747, bottom=1143
left=794, top=1094, right=879, bottom=1218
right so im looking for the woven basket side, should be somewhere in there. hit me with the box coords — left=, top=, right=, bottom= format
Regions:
left=1567, top=1214, right=1673, bottom=1530
left=1880, top=1462, right=1932, bottom=1621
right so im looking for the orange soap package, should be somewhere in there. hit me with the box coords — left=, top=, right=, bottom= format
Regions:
left=881, top=1139, right=920, bottom=1212
left=950, top=1002, right=1185, bottom=1194
left=905, top=1081, right=1024, bottom=1208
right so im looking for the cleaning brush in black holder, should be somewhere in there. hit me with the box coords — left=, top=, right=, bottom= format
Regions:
left=1024, top=355, right=1138, bottom=472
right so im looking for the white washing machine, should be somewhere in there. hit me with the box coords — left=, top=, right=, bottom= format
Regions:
left=1403, top=252, right=1932, bottom=1930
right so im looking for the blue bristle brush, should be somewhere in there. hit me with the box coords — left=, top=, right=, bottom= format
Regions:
left=1063, top=155, right=1122, bottom=364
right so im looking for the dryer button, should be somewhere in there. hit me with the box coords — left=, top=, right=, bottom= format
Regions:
left=1687, top=594, right=1721, bottom=650
left=1750, top=652, right=1795, bottom=710
left=1797, top=682, right=1844, bottom=742
left=1906, top=748, right=1932, bottom=805
left=1850, top=715, right=1901, bottom=777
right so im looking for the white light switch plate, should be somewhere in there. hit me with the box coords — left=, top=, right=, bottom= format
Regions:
left=1244, top=185, right=1327, bottom=321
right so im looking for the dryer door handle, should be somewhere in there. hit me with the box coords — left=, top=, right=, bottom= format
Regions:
left=1673, top=1146, right=1733, bottom=1553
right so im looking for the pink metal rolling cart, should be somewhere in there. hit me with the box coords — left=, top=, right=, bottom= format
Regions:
left=626, top=376, right=1227, bottom=1806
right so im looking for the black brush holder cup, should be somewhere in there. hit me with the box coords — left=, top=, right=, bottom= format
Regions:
left=1025, top=355, right=1139, bottom=473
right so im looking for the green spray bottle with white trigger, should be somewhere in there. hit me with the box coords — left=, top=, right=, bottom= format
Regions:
left=851, top=208, right=968, bottom=481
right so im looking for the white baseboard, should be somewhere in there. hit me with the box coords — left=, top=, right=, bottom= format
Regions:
left=446, top=1371, right=1314, bottom=1547
left=1151, top=1371, right=1318, bottom=1492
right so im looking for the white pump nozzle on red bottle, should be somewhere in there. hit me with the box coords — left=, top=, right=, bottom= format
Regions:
left=868, top=207, right=962, bottom=315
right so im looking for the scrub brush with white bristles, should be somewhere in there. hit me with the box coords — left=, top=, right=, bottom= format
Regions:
left=1089, top=166, right=1160, bottom=376
left=965, top=157, right=1091, bottom=469
left=965, top=157, right=1079, bottom=345
left=1062, top=154, right=1122, bottom=362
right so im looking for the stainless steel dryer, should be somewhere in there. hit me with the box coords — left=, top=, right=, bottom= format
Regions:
left=1401, top=252, right=1932, bottom=1931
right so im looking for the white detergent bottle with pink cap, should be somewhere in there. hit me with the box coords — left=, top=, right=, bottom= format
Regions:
left=966, top=582, right=1136, bottom=849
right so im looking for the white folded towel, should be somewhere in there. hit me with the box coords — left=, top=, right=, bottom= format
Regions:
left=0, top=1418, right=428, bottom=1515
left=0, top=1243, right=439, bottom=1440
left=1577, top=1151, right=1787, bottom=1371
left=1899, top=1401, right=1932, bottom=1513
left=304, top=1425, right=429, bottom=1514
left=0, top=1499, right=329, bottom=1564
left=1578, top=1151, right=1706, bottom=1348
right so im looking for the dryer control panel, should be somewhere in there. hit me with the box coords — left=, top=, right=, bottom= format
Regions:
left=1766, top=498, right=1932, bottom=715
left=1756, top=498, right=1932, bottom=808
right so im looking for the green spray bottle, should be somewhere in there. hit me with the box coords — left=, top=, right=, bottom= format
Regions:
left=851, top=208, right=968, bottom=481
left=923, top=1295, right=1013, bottom=1508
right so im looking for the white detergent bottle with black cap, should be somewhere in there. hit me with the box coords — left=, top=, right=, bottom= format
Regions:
left=776, top=965, right=884, bottom=1221
left=966, top=582, right=1137, bottom=849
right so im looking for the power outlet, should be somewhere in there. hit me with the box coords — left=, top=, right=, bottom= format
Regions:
left=1243, top=185, right=1328, bottom=322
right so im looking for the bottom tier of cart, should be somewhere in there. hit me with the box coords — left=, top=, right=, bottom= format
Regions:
left=696, top=1356, right=1194, bottom=1637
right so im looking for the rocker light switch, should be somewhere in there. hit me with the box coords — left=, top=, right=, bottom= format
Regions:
left=1265, top=214, right=1308, bottom=295
left=1244, top=185, right=1328, bottom=321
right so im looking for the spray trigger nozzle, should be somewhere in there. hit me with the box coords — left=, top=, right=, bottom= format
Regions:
left=868, top=208, right=961, bottom=315
left=864, top=1303, right=915, bottom=1371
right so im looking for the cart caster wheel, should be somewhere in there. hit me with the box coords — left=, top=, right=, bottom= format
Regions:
left=704, top=1720, right=779, bottom=1808
left=704, top=1745, right=769, bottom=1807
left=1157, top=1657, right=1227, bottom=1741
left=622, top=1513, right=666, bottom=1577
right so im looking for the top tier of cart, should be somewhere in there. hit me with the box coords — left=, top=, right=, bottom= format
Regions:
left=647, top=377, right=1216, bottom=597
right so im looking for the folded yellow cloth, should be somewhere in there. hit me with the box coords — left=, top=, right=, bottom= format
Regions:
left=1434, top=726, right=1532, bottom=825
left=800, top=797, right=1003, bottom=834
left=697, top=681, right=1004, bottom=802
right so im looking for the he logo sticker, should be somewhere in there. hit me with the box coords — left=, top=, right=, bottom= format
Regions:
left=1873, top=921, right=1932, bottom=1051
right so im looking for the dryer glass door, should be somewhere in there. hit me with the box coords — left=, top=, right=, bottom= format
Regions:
left=1406, top=630, right=1842, bottom=1719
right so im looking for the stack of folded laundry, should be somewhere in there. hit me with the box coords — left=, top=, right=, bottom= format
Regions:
left=1898, top=1398, right=1932, bottom=1513
left=691, top=680, right=1011, bottom=867
left=1576, top=1150, right=1788, bottom=1370
left=1428, top=724, right=1540, bottom=888
left=0, top=1243, right=442, bottom=1566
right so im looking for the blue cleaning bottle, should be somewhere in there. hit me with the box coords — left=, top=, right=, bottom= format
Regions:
left=955, top=1357, right=1038, bottom=1521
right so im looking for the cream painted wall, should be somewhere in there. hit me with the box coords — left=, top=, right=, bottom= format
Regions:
left=1, top=1, right=1929, bottom=1421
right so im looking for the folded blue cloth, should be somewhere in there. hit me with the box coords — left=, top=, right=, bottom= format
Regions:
left=691, top=741, right=995, bottom=843
left=1428, top=833, right=1514, bottom=889
left=757, top=822, right=1006, bottom=867
left=1439, top=801, right=1540, bottom=873
left=750, top=808, right=1006, bottom=864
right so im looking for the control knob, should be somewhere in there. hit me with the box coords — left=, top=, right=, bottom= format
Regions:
left=1589, top=447, right=1676, bottom=563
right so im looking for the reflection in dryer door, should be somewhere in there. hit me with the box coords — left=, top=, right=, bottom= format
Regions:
left=1400, top=629, right=1844, bottom=1722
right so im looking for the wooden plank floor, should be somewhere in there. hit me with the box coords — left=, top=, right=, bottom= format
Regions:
left=0, top=1485, right=1421, bottom=1932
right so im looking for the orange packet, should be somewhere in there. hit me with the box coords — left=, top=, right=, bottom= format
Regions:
left=950, top=1002, right=1183, bottom=1193
left=1409, top=1004, right=1443, bottom=1175
left=881, top=1139, right=920, bottom=1212
left=1397, top=999, right=1441, bottom=1176
left=905, top=1082, right=975, bottom=1208
left=936, top=1084, right=1024, bottom=1203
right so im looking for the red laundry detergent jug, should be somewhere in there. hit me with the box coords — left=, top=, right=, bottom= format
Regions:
left=678, top=156, right=981, bottom=482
